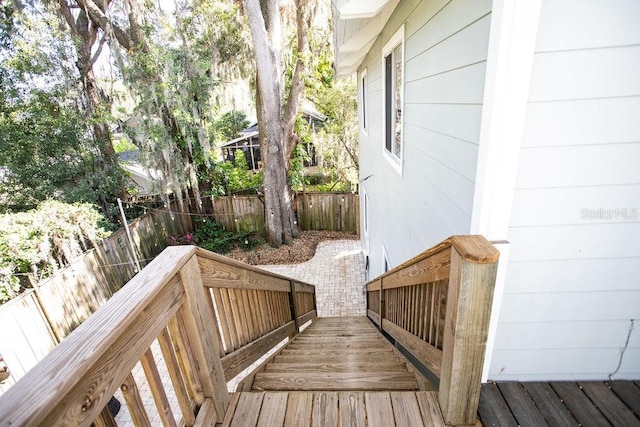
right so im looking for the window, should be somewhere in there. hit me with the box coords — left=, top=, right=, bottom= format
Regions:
left=382, top=246, right=391, bottom=273
left=361, top=69, right=368, bottom=133
left=363, top=188, right=370, bottom=241
left=382, top=26, right=405, bottom=169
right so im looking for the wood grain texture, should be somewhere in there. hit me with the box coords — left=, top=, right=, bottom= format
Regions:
left=340, top=392, right=366, bottom=427
left=580, top=382, right=640, bottom=427
left=0, top=246, right=194, bottom=426
left=312, top=393, right=339, bottom=427
left=220, top=393, right=240, bottom=427
left=365, top=392, right=394, bottom=426
left=382, top=249, right=450, bottom=290
left=391, top=392, right=423, bottom=427
left=522, top=382, right=577, bottom=426
left=477, top=383, right=518, bottom=427
left=253, top=372, right=418, bottom=391
left=221, top=321, right=295, bottom=380
left=157, top=328, right=195, bottom=426
left=120, top=373, right=152, bottom=427
left=416, top=392, right=445, bottom=427
left=257, top=392, right=288, bottom=427
left=193, top=398, right=216, bottom=427
left=438, top=249, right=498, bottom=426
left=550, top=382, right=610, bottom=427
left=230, top=392, right=263, bottom=427
left=496, top=382, right=547, bottom=427
left=140, top=348, right=177, bottom=427
left=284, top=392, right=313, bottom=426
left=179, top=255, right=229, bottom=420
left=381, top=319, right=442, bottom=377
left=610, top=381, right=640, bottom=418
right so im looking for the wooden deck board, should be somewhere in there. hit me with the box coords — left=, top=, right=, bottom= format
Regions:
left=340, top=392, right=367, bottom=427
left=253, top=371, right=419, bottom=391
left=497, top=382, right=548, bottom=426
left=522, top=382, right=577, bottom=426
left=312, top=393, right=339, bottom=427
left=256, top=392, right=287, bottom=427
left=479, top=381, right=640, bottom=427
left=550, top=382, right=610, bottom=427
left=580, top=382, right=640, bottom=427
left=364, top=392, right=395, bottom=426
left=477, top=383, right=518, bottom=427
left=610, top=381, right=640, bottom=418
left=226, top=391, right=439, bottom=426
left=390, top=391, right=424, bottom=427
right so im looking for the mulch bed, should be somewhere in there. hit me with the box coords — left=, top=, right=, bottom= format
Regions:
left=226, top=230, right=359, bottom=265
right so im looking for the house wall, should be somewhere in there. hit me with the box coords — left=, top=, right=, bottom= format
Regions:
left=359, top=0, right=492, bottom=277
left=488, top=0, right=640, bottom=380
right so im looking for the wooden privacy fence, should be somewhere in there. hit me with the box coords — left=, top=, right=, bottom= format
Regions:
left=0, top=246, right=317, bottom=426
left=366, top=235, right=499, bottom=426
left=0, top=203, right=193, bottom=395
left=212, top=192, right=359, bottom=234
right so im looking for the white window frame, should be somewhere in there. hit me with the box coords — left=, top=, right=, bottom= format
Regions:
left=362, top=186, right=370, bottom=248
left=381, top=25, right=405, bottom=175
left=360, top=68, right=368, bottom=136
left=382, top=244, right=391, bottom=273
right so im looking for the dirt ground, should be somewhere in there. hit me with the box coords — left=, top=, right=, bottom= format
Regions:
left=226, top=230, right=359, bottom=265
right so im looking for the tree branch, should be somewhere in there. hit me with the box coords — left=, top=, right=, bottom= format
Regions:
left=283, top=0, right=313, bottom=159
left=76, top=0, right=132, bottom=51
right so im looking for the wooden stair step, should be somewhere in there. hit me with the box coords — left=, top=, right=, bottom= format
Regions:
left=252, top=372, right=419, bottom=391
left=279, top=348, right=395, bottom=356
left=264, top=362, right=410, bottom=373
left=274, top=353, right=401, bottom=364
left=286, top=341, right=387, bottom=350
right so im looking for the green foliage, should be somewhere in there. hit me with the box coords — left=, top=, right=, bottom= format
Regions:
left=289, top=142, right=311, bottom=192
left=209, top=150, right=262, bottom=196
left=193, top=218, right=262, bottom=254
left=0, top=201, right=112, bottom=303
left=214, top=110, right=250, bottom=141
left=113, top=137, right=137, bottom=154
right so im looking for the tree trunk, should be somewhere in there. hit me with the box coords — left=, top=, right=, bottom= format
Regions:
left=244, top=0, right=313, bottom=247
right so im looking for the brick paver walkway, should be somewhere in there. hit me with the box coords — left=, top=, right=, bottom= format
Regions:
left=114, top=239, right=366, bottom=425
left=258, top=239, right=366, bottom=317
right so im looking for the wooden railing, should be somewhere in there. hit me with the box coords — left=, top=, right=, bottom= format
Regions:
left=366, top=235, right=499, bottom=426
left=0, top=246, right=316, bottom=426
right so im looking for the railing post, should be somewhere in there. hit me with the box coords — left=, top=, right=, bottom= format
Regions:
left=179, top=255, right=230, bottom=422
left=289, top=280, right=301, bottom=333
left=379, top=281, right=385, bottom=332
left=438, top=240, right=499, bottom=426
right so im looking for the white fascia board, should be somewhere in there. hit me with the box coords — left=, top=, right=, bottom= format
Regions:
left=338, top=0, right=399, bottom=53
left=339, top=0, right=392, bottom=20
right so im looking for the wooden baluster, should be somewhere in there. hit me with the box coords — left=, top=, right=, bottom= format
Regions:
left=157, top=328, right=196, bottom=426
left=289, top=280, right=301, bottom=333
left=140, top=348, right=177, bottom=427
left=120, top=373, right=152, bottom=427
left=168, top=313, right=204, bottom=406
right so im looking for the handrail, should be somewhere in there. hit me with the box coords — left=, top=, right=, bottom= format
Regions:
left=0, top=245, right=317, bottom=426
left=366, top=235, right=499, bottom=426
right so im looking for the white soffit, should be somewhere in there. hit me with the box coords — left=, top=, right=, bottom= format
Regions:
left=334, top=0, right=400, bottom=77
left=338, top=0, right=392, bottom=19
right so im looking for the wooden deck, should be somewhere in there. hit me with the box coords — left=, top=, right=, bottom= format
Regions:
left=248, top=317, right=430, bottom=392
left=478, top=381, right=640, bottom=426
left=222, top=391, right=445, bottom=426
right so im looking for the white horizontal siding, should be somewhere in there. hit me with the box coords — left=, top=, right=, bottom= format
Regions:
left=490, top=0, right=640, bottom=381
left=490, top=347, right=640, bottom=381
left=511, top=186, right=640, bottom=227
left=503, top=258, right=640, bottom=294
left=535, top=0, right=640, bottom=52
left=523, top=97, right=640, bottom=147
left=357, top=0, right=491, bottom=277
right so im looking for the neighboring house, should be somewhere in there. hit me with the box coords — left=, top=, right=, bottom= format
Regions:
left=117, top=150, right=162, bottom=197
left=220, top=103, right=325, bottom=170
left=334, top=0, right=639, bottom=382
